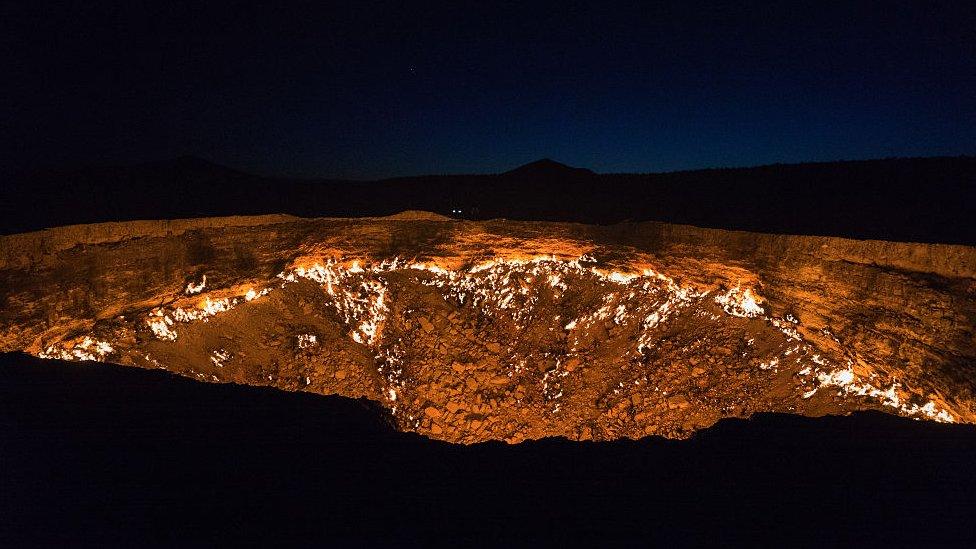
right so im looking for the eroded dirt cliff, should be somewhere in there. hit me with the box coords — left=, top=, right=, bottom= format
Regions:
left=2, top=213, right=974, bottom=443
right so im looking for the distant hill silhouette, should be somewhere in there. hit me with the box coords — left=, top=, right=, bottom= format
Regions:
left=503, top=158, right=596, bottom=178
left=3, top=155, right=975, bottom=244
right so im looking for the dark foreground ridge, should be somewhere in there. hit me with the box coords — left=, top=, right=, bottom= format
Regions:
left=2, top=353, right=975, bottom=545
left=4, top=155, right=975, bottom=244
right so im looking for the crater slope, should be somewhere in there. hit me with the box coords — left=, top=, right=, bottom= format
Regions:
left=1, top=214, right=974, bottom=443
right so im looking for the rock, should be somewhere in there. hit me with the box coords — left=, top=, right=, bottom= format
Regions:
left=490, top=375, right=509, bottom=385
left=8, top=212, right=975, bottom=446
left=668, top=394, right=691, bottom=409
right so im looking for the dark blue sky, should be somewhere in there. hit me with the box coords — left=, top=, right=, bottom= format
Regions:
left=3, top=1, right=974, bottom=179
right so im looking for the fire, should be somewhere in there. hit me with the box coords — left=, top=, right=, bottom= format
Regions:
left=714, top=286, right=765, bottom=318
left=804, top=364, right=956, bottom=423
left=117, top=252, right=963, bottom=427
left=38, top=336, right=115, bottom=362
left=185, top=275, right=206, bottom=295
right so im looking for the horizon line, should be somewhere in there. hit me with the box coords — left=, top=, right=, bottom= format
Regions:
left=11, top=153, right=976, bottom=182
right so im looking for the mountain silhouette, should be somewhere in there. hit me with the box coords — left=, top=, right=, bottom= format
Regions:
left=503, top=158, right=596, bottom=178
left=4, top=156, right=975, bottom=244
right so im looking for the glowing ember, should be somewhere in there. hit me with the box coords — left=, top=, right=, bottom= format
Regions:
left=185, top=275, right=206, bottom=295
left=714, top=286, right=765, bottom=318
left=39, top=336, right=115, bottom=362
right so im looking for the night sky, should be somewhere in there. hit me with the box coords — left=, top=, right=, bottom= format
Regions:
left=3, top=1, right=974, bottom=179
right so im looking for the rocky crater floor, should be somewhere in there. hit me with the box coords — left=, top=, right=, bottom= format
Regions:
left=2, top=212, right=974, bottom=443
